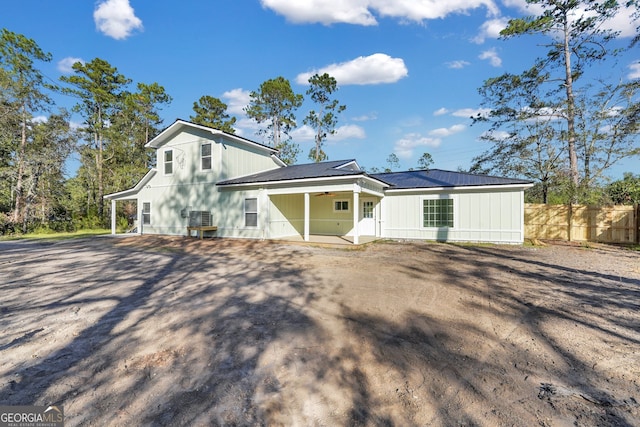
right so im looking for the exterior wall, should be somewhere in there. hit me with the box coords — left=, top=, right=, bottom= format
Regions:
left=381, top=188, right=525, bottom=244
left=136, top=128, right=279, bottom=238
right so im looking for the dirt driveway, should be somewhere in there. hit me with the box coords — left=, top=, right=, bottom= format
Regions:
left=0, top=235, right=639, bottom=426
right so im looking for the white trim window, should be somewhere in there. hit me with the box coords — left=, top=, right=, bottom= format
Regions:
left=142, top=202, right=151, bottom=225
left=201, top=142, right=212, bottom=170
left=333, top=200, right=350, bottom=212
left=245, top=198, right=258, bottom=227
left=422, top=198, right=454, bottom=228
left=164, top=149, right=173, bottom=175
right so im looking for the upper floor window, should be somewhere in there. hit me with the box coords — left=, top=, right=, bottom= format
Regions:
left=164, top=149, right=173, bottom=175
left=201, top=143, right=212, bottom=170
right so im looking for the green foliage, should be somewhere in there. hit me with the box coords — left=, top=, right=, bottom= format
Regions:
left=606, top=173, right=640, bottom=204
left=303, top=73, right=346, bottom=162
left=245, top=76, right=303, bottom=164
left=474, top=0, right=636, bottom=203
left=385, top=153, right=400, bottom=172
left=417, top=152, right=434, bottom=170
left=190, top=95, right=236, bottom=133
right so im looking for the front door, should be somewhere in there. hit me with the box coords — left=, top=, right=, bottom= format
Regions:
left=360, top=199, right=376, bottom=236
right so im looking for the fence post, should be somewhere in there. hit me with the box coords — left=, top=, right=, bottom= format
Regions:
left=636, top=204, right=640, bottom=245
left=568, top=203, right=573, bottom=242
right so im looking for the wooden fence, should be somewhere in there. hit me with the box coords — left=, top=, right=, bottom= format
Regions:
left=524, top=204, right=640, bottom=244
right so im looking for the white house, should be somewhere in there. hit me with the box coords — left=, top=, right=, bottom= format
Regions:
left=105, top=120, right=533, bottom=244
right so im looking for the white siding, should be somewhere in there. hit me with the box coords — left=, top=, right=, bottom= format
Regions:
left=381, top=188, right=525, bottom=244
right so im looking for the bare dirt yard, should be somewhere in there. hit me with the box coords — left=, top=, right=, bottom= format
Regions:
left=1, top=235, right=639, bottom=426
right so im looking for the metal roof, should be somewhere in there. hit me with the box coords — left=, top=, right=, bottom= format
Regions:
left=371, top=169, right=533, bottom=189
left=217, top=159, right=365, bottom=186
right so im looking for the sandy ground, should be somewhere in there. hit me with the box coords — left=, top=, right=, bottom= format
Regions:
left=0, top=235, right=639, bottom=426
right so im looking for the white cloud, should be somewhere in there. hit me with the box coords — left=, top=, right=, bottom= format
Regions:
left=479, top=48, right=502, bottom=67
left=351, top=113, right=378, bottom=122
left=94, top=0, right=143, bottom=40
left=393, top=133, right=441, bottom=159
left=222, top=88, right=251, bottom=115
left=628, top=62, right=640, bottom=80
left=329, top=124, right=366, bottom=141
left=433, top=107, right=449, bottom=116
left=57, top=57, right=84, bottom=74
left=428, top=124, right=466, bottom=137
left=445, top=60, right=470, bottom=69
left=32, top=115, right=48, bottom=124
left=472, top=17, right=509, bottom=43
left=261, top=0, right=500, bottom=25
left=452, top=108, right=491, bottom=119
left=296, top=53, right=408, bottom=85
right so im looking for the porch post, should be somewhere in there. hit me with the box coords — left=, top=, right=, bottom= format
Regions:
left=111, top=199, right=116, bottom=235
left=304, top=192, right=310, bottom=241
left=353, top=191, right=359, bottom=244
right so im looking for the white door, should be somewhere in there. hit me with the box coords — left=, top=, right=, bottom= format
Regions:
left=360, top=199, right=376, bottom=236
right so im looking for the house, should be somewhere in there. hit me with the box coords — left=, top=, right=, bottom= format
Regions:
left=105, top=119, right=533, bottom=244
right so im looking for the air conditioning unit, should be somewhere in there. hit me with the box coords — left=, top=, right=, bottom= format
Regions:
left=189, top=211, right=212, bottom=227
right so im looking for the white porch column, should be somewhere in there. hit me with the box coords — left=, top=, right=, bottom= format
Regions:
left=304, top=192, right=310, bottom=241
left=110, top=199, right=117, bottom=235
left=353, top=191, right=359, bottom=244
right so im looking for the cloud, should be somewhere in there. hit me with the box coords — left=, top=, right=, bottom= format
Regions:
left=221, top=88, right=251, bottom=115
left=445, top=60, right=470, bottom=69
left=433, top=107, right=449, bottom=116
left=351, top=113, right=378, bottom=122
left=628, top=62, right=640, bottom=80
left=32, top=115, right=48, bottom=124
left=296, top=53, right=408, bottom=85
left=479, top=48, right=502, bottom=67
left=94, top=0, right=143, bottom=40
left=261, top=0, right=500, bottom=25
left=393, top=133, right=441, bottom=159
left=472, top=17, right=509, bottom=43
left=452, top=108, right=491, bottom=119
left=57, top=57, right=84, bottom=74
left=329, top=124, right=366, bottom=140
left=428, top=124, right=466, bottom=137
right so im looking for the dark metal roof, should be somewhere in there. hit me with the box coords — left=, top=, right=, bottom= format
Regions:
left=217, top=159, right=364, bottom=186
left=371, top=169, right=533, bottom=189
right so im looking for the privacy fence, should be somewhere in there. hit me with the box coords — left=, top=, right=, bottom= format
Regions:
left=524, top=204, right=640, bottom=244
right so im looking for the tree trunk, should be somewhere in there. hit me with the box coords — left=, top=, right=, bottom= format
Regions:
left=13, top=106, right=27, bottom=224
left=563, top=15, right=580, bottom=194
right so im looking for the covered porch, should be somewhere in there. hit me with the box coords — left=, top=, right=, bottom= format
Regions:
left=266, top=180, right=385, bottom=245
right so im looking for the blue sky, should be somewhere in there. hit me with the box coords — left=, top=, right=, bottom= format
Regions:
left=2, top=0, right=639, bottom=178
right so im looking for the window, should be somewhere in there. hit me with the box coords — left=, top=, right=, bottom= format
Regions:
left=423, top=198, right=453, bottom=228
left=142, top=202, right=151, bottom=225
left=363, top=201, right=374, bottom=219
left=164, top=149, right=173, bottom=174
left=334, top=200, right=349, bottom=212
left=245, top=198, right=257, bottom=227
left=201, top=143, right=212, bottom=170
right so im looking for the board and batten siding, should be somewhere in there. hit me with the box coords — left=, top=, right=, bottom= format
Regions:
left=381, top=188, right=525, bottom=243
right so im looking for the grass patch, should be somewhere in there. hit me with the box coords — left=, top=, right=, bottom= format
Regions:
left=0, top=229, right=111, bottom=242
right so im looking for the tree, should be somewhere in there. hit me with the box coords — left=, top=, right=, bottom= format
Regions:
left=606, top=172, right=640, bottom=204
left=303, top=73, right=346, bottom=162
left=60, top=58, right=131, bottom=222
left=190, top=95, right=236, bottom=133
left=0, top=29, right=53, bottom=225
left=385, top=153, right=400, bottom=172
left=244, top=76, right=303, bottom=164
left=496, top=0, right=623, bottom=197
left=417, top=152, right=434, bottom=170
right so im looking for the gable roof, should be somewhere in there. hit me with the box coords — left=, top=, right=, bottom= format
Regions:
left=372, top=169, right=533, bottom=189
left=217, top=159, right=366, bottom=186
left=146, top=119, right=280, bottom=157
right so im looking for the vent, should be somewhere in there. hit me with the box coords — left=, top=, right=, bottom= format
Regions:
left=189, top=211, right=212, bottom=227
